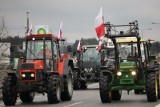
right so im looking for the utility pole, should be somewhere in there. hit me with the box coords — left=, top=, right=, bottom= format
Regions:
left=26, top=12, right=29, bottom=34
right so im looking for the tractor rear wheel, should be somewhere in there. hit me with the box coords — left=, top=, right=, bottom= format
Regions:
left=99, top=71, right=112, bottom=103
left=2, top=76, right=17, bottom=106
left=61, top=66, right=73, bottom=101
left=47, top=75, right=61, bottom=104
left=73, top=70, right=81, bottom=90
left=20, top=92, right=34, bottom=103
left=146, top=72, right=158, bottom=102
left=112, top=90, right=122, bottom=101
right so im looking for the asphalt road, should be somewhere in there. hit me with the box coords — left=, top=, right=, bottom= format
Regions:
left=0, top=83, right=160, bottom=107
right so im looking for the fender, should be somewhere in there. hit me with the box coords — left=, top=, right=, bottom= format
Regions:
left=146, top=61, right=159, bottom=72
left=100, top=66, right=114, bottom=84
left=58, top=58, right=70, bottom=75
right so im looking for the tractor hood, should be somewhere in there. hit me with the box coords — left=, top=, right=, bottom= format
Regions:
left=120, top=61, right=136, bottom=70
left=20, top=60, right=44, bottom=70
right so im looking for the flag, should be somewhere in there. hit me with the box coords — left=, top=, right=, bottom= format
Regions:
left=58, top=21, right=63, bottom=39
left=95, top=6, right=105, bottom=38
left=98, top=39, right=103, bottom=52
left=27, top=22, right=32, bottom=35
left=77, top=41, right=82, bottom=52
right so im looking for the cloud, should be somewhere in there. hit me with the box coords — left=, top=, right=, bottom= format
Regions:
left=0, top=0, right=160, bottom=42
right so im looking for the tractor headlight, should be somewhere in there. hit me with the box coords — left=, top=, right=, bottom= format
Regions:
left=117, top=71, right=122, bottom=76
left=22, top=74, right=26, bottom=78
left=31, top=73, right=35, bottom=77
left=131, top=71, right=136, bottom=75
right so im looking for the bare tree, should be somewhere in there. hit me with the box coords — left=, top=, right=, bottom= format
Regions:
left=0, top=16, right=5, bottom=37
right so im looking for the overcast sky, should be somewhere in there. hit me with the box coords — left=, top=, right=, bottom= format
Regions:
left=0, top=0, right=160, bottom=42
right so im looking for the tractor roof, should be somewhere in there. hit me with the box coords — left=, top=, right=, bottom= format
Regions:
left=116, top=38, right=144, bottom=43
left=26, top=34, right=59, bottom=40
left=82, top=45, right=98, bottom=48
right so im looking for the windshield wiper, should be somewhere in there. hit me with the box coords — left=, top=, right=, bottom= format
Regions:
left=27, top=47, right=39, bottom=59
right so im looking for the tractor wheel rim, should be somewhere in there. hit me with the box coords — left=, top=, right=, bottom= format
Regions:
left=156, top=79, right=158, bottom=96
left=56, top=82, right=60, bottom=100
left=68, top=74, right=73, bottom=95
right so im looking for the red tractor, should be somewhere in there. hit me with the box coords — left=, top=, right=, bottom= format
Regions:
left=2, top=34, right=74, bottom=106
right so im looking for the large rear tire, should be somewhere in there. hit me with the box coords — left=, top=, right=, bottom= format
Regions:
left=47, top=75, right=61, bottom=104
left=61, top=66, right=73, bottom=101
left=112, top=90, right=122, bottom=101
left=20, top=92, right=34, bottom=103
left=73, top=70, right=81, bottom=90
left=146, top=72, right=158, bottom=102
left=2, top=76, right=17, bottom=106
left=99, top=71, right=112, bottom=103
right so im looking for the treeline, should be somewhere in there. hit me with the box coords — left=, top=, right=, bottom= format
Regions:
left=0, top=36, right=25, bottom=46
left=0, top=36, right=159, bottom=56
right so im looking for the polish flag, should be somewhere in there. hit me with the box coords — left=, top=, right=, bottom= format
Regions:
left=58, top=21, right=63, bottom=39
left=77, top=41, right=82, bottom=52
left=95, top=6, right=105, bottom=38
left=27, top=22, right=32, bottom=35
left=98, top=39, right=103, bottom=52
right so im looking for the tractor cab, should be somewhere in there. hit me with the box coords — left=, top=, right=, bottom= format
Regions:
left=21, top=34, right=59, bottom=78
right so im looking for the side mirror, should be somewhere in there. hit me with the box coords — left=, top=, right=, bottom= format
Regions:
left=83, top=47, right=87, bottom=52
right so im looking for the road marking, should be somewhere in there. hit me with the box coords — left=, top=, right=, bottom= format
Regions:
left=155, top=104, right=160, bottom=107
left=88, top=83, right=99, bottom=88
left=63, top=101, right=83, bottom=107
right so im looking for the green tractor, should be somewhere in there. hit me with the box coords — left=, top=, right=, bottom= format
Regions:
left=99, top=20, right=160, bottom=103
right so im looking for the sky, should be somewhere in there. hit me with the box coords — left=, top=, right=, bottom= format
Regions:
left=0, top=0, right=160, bottom=43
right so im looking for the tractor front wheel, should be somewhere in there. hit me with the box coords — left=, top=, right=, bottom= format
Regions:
left=2, top=76, right=17, bottom=106
left=112, top=90, right=122, bottom=101
left=99, top=71, right=112, bottom=103
left=73, top=70, right=81, bottom=90
left=146, top=72, right=158, bottom=102
left=20, top=92, right=34, bottom=103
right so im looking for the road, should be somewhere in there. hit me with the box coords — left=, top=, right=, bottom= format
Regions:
left=0, top=83, right=160, bottom=107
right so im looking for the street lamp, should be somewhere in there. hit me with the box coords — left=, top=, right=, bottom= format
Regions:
left=25, top=12, right=29, bottom=34
left=152, top=22, right=160, bottom=24
left=140, top=28, right=152, bottom=39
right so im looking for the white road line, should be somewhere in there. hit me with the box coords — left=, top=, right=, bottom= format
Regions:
left=88, top=83, right=99, bottom=88
left=63, top=102, right=83, bottom=107
left=155, top=104, right=160, bottom=107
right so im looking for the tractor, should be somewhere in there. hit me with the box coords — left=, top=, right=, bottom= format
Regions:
left=2, top=33, right=74, bottom=106
left=73, top=44, right=101, bottom=90
left=82, top=45, right=100, bottom=82
left=99, top=20, right=160, bottom=103
left=73, top=42, right=88, bottom=90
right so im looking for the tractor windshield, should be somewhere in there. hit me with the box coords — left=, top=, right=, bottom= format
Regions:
left=83, top=47, right=100, bottom=61
left=26, top=40, right=52, bottom=60
left=119, top=43, right=138, bottom=60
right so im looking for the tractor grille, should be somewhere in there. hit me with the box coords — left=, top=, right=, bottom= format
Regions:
left=21, top=63, right=34, bottom=69
left=21, top=72, right=35, bottom=80
left=120, top=79, right=134, bottom=84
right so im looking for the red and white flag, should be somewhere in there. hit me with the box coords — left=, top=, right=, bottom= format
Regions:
left=98, top=39, right=103, bottom=52
left=27, top=22, right=32, bottom=35
left=77, top=41, right=82, bottom=52
left=58, top=21, right=63, bottom=39
left=95, top=6, right=105, bottom=39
